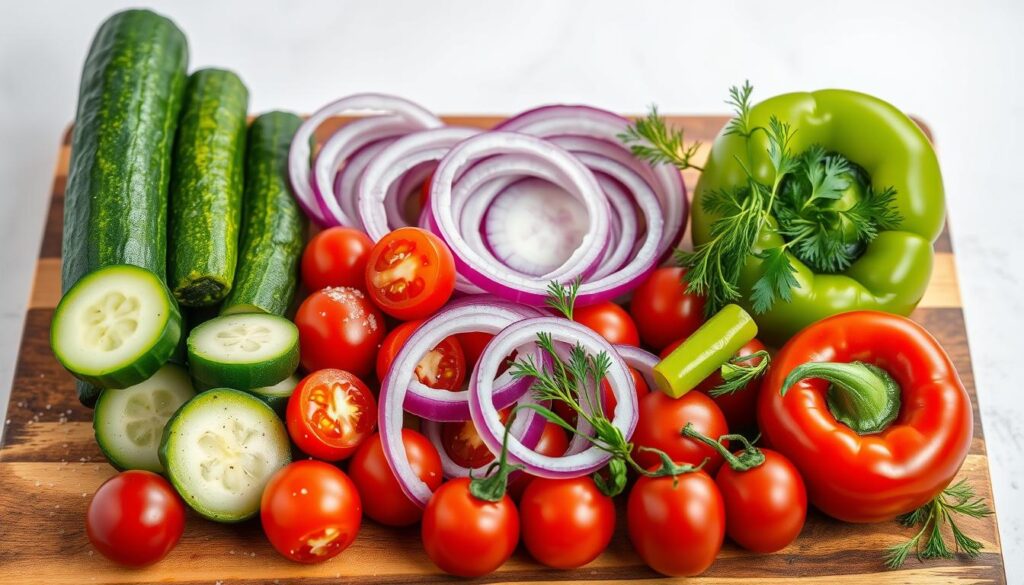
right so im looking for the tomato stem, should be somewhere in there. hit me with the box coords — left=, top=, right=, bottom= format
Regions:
left=681, top=423, right=765, bottom=471
left=468, top=414, right=523, bottom=503
left=781, top=360, right=901, bottom=435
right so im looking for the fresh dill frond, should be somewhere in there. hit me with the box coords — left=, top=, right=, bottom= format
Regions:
left=618, top=105, right=703, bottom=171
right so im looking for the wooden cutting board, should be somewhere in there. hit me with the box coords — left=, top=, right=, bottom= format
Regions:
left=0, top=115, right=1005, bottom=584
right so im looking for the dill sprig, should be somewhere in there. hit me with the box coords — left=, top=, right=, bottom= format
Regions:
left=545, top=277, right=582, bottom=320
left=709, top=350, right=771, bottom=397
left=618, top=106, right=703, bottom=171
left=885, top=480, right=993, bottom=569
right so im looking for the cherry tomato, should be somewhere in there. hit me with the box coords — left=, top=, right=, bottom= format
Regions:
left=348, top=430, right=443, bottom=526
left=365, top=227, right=456, bottom=320
left=716, top=449, right=807, bottom=553
left=627, top=470, right=724, bottom=577
left=629, top=267, right=705, bottom=351
left=260, top=460, right=362, bottom=563
left=601, top=366, right=650, bottom=420
left=85, top=470, right=184, bottom=567
left=573, top=301, right=640, bottom=346
left=287, top=369, right=377, bottom=461
left=455, top=331, right=493, bottom=370
left=508, top=422, right=569, bottom=500
left=520, top=477, right=615, bottom=569
left=376, top=320, right=465, bottom=390
left=301, top=227, right=374, bottom=292
left=421, top=477, right=519, bottom=577
left=295, top=286, right=386, bottom=378
left=440, top=418, right=495, bottom=469
left=631, top=391, right=729, bottom=474
left=694, top=339, right=768, bottom=432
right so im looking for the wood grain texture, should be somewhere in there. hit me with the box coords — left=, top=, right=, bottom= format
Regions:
left=0, top=116, right=1003, bottom=584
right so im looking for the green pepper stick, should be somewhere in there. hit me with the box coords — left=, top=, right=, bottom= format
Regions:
left=653, top=304, right=757, bottom=398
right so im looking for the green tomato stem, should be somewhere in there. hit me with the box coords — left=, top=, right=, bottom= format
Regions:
left=781, top=360, right=901, bottom=435
left=681, top=423, right=765, bottom=471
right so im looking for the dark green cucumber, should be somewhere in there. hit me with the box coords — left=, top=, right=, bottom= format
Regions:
left=221, top=112, right=306, bottom=316
left=168, top=68, right=250, bottom=307
left=62, top=9, right=188, bottom=293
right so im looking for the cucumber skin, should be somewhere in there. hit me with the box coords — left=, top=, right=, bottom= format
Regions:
left=186, top=315, right=300, bottom=390
left=221, top=112, right=306, bottom=316
left=168, top=69, right=250, bottom=307
left=62, top=9, right=189, bottom=293
left=191, top=374, right=297, bottom=418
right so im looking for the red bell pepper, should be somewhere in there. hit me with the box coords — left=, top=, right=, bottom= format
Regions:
left=757, top=311, right=973, bottom=523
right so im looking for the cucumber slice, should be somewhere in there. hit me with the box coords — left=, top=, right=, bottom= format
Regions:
left=51, top=265, right=182, bottom=389
left=191, top=373, right=298, bottom=418
left=187, top=313, right=299, bottom=389
left=94, top=364, right=195, bottom=472
left=159, top=389, right=290, bottom=522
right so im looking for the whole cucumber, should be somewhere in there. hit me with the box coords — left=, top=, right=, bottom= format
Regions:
left=168, top=68, right=249, bottom=306
left=62, top=9, right=189, bottom=293
left=221, top=112, right=306, bottom=316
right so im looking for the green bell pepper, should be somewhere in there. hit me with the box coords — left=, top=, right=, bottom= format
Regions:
left=692, top=89, right=945, bottom=344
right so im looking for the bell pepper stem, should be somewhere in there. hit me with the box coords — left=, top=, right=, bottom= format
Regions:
left=781, top=361, right=901, bottom=435
left=681, top=423, right=765, bottom=471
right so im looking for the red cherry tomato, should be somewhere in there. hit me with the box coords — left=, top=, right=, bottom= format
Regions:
left=694, top=339, right=768, bottom=432
left=260, top=460, right=362, bottom=563
left=573, top=301, right=640, bottom=346
left=421, top=477, right=519, bottom=577
left=508, top=422, right=569, bottom=500
left=295, top=287, right=386, bottom=378
left=85, top=470, right=184, bottom=567
left=455, top=331, right=493, bottom=370
left=520, top=477, right=615, bottom=569
left=601, top=366, right=650, bottom=420
left=365, top=227, right=456, bottom=320
left=629, top=267, right=705, bottom=351
left=627, top=470, right=724, bottom=577
left=301, top=227, right=374, bottom=292
left=631, top=391, right=729, bottom=474
left=348, top=430, right=443, bottom=526
left=375, top=320, right=465, bottom=389
left=286, top=369, right=377, bottom=461
left=440, top=418, right=496, bottom=469
left=716, top=449, right=807, bottom=553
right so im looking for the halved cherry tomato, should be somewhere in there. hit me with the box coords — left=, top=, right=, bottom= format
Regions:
left=573, top=301, right=640, bottom=346
left=631, top=390, right=729, bottom=474
left=287, top=369, right=377, bottom=461
left=508, top=422, right=569, bottom=500
left=627, top=470, right=724, bottom=576
left=520, top=477, right=615, bottom=569
left=301, top=227, right=374, bottom=292
left=261, top=460, right=362, bottom=563
left=86, top=470, right=185, bottom=567
left=422, top=477, right=519, bottom=577
left=630, top=267, right=705, bottom=351
left=295, top=286, right=386, bottom=378
left=365, top=227, right=456, bottom=320
left=348, top=430, right=443, bottom=526
left=376, top=320, right=465, bottom=389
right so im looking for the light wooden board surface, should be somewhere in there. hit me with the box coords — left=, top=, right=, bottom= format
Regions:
left=0, top=116, right=1004, bottom=584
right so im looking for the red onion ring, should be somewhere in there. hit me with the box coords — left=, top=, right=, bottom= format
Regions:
left=468, top=317, right=638, bottom=479
left=613, top=344, right=660, bottom=389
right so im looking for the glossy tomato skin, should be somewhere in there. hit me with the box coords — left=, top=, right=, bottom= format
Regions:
left=421, top=478, right=519, bottom=577
left=508, top=422, right=570, bottom=501
left=520, top=477, right=615, bottom=569
left=348, top=430, right=443, bottom=526
left=365, top=227, right=456, bottom=320
left=693, top=339, right=768, bottom=432
left=375, top=320, right=465, bottom=390
left=716, top=449, right=807, bottom=553
left=630, top=267, right=705, bottom=351
left=631, top=390, right=729, bottom=474
left=455, top=331, right=493, bottom=370
left=85, top=470, right=185, bottom=567
left=301, top=227, right=374, bottom=291
left=295, top=287, right=386, bottom=378
left=261, top=460, right=362, bottom=563
left=574, top=301, right=640, bottom=346
left=286, top=369, right=377, bottom=461
left=627, top=471, right=724, bottom=577
left=601, top=366, right=650, bottom=420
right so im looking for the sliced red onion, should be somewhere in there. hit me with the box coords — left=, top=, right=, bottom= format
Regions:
left=431, top=133, right=610, bottom=304
left=469, top=317, right=638, bottom=479
left=288, top=93, right=442, bottom=226
left=420, top=406, right=545, bottom=480
left=332, top=138, right=396, bottom=229
left=613, top=344, right=660, bottom=390
left=387, top=160, right=435, bottom=227
left=357, top=127, right=480, bottom=241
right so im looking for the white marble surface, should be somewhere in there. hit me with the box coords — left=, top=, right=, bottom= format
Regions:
left=2, top=0, right=1022, bottom=579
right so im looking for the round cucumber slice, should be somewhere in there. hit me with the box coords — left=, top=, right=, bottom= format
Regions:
left=187, top=313, right=299, bottom=389
left=51, top=265, right=182, bottom=389
left=191, top=373, right=298, bottom=418
left=159, top=389, right=291, bottom=522
left=94, top=364, right=195, bottom=472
